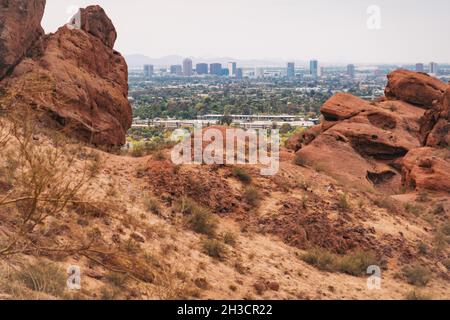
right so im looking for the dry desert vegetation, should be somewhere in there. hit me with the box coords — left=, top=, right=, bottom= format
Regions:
left=0, top=1, right=448, bottom=300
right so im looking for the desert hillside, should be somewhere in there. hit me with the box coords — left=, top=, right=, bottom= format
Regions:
left=0, top=1, right=448, bottom=300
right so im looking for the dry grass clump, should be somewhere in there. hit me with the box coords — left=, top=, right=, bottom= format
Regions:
left=337, top=193, right=351, bottom=211
left=243, top=186, right=262, bottom=207
left=15, top=261, right=67, bottom=297
left=180, top=198, right=217, bottom=238
left=144, top=196, right=162, bottom=215
left=202, top=239, right=227, bottom=260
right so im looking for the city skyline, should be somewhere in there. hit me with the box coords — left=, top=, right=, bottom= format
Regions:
left=42, top=0, right=450, bottom=64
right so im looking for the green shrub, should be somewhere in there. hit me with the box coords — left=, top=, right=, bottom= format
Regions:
left=232, top=167, right=252, bottom=184
left=203, top=239, right=227, bottom=260
left=301, top=248, right=336, bottom=272
left=337, top=251, right=379, bottom=276
left=402, top=265, right=431, bottom=286
left=301, top=248, right=380, bottom=276
left=16, top=261, right=67, bottom=297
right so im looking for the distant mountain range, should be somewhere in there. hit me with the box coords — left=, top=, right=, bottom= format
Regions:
left=125, top=54, right=310, bottom=69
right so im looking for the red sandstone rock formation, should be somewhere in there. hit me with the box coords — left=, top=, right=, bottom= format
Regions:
left=0, top=3, right=131, bottom=146
left=385, top=69, right=446, bottom=108
left=0, top=0, right=46, bottom=80
left=292, top=69, right=450, bottom=194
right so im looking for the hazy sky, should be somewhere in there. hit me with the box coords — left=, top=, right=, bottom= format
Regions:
left=42, top=0, right=450, bottom=63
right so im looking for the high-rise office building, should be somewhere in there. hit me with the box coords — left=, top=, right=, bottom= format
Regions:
left=183, top=58, right=193, bottom=77
left=236, top=68, right=244, bottom=80
left=287, top=62, right=295, bottom=78
left=310, top=60, right=318, bottom=78
left=347, top=64, right=355, bottom=77
left=228, top=62, right=237, bottom=77
left=196, top=63, right=208, bottom=75
left=170, top=65, right=182, bottom=75
left=415, top=63, right=424, bottom=72
left=209, top=63, right=222, bottom=76
left=143, top=64, right=154, bottom=78
left=430, top=62, right=439, bottom=75
left=255, top=68, right=265, bottom=78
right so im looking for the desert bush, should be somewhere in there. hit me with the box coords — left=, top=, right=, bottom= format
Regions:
left=153, top=150, right=166, bottom=161
left=405, top=290, right=432, bottom=300
left=337, top=251, right=379, bottom=276
left=181, top=198, right=217, bottom=237
left=105, top=271, right=128, bottom=288
left=16, top=261, right=67, bottom=297
left=402, top=265, right=431, bottom=286
left=417, top=242, right=429, bottom=255
left=0, top=111, right=92, bottom=256
left=337, top=193, right=351, bottom=211
left=232, top=167, right=252, bottom=184
left=301, top=248, right=380, bottom=276
left=373, top=196, right=398, bottom=213
left=416, top=191, right=430, bottom=203
left=404, top=203, right=423, bottom=216
left=202, top=239, right=227, bottom=260
left=301, top=248, right=336, bottom=272
left=243, top=186, right=262, bottom=207
left=223, top=231, right=237, bottom=246
left=294, top=154, right=306, bottom=166
left=300, top=195, right=308, bottom=209
left=144, top=196, right=162, bottom=215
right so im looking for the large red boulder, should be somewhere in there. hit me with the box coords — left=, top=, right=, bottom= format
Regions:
left=296, top=93, right=425, bottom=192
left=420, top=86, right=450, bottom=148
left=0, top=0, right=46, bottom=80
left=2, top=5, right=131, bottom=146
left=385, top=69, right=446, bottom=108
left=320, top=93, right=374, bottom=121
left=79, top=5, right=117, bottom=49
left=402, top=147, right=450, bottom=193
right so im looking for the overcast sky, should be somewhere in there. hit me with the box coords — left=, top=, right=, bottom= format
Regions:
left=42, top=0, right=450, bottom=64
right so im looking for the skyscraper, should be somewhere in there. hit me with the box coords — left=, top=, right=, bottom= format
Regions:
left=183, top=58, right=193, bottom=77
left=228, top=62, right=237, bottom=77
left=347, top=64, right=355, bottom=78
left=416, top=63, right=424, bottom=72
left=236, top=68, right=243, bottom=80
left=209, top=63, right=222, bottom=76
left=310, top=60, right=318, bottom=78
left=143, top=64, right=154, bottom=79
left=287, top=62, right=295, bottom=79
left=196, top=63, right=208, bottom=75
left=170, top=65, right=182, bottom=75
left=430, top=62, right=439, bottom=75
